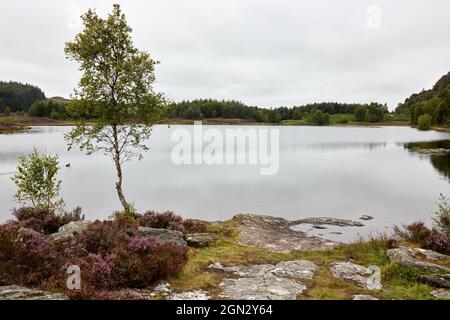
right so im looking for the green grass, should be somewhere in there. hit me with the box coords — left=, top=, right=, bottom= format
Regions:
left=167, top=222, right=447, bottom=300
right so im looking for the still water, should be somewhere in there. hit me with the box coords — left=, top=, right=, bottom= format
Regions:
left=1, top=125, right=449, bottom=241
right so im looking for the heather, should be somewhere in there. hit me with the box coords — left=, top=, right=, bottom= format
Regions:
left=0, top=211, right=188, bottom=299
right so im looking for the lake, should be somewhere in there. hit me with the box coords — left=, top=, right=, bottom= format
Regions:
left=1, top=125, right=450, bottom=241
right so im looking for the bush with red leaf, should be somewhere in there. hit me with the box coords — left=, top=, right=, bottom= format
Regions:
left=138, top=210, right=184, bottom=232
left=12, top=206, right=84, bottom=235
left=182, top=219, right=209, bottom=234
left=393, top=221, right=431, bottom=247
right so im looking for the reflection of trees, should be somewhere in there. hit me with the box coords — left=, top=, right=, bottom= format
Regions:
left=404, top=140, right=450, bottom=181
left=430, top=154, right=450, bottom=181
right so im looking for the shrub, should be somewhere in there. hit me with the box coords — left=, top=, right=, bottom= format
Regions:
left=12, top=207, right=84, bottom=235
left=0, top=224, right=60, bottom=286
left=305, top=108, right=330, bottom=126
left=417, top=114, right=432, bottom=130
left=11, top=149, right=64, bottom=211
left=138, top=210, right=184, bottom=232
left=393, top=221, right=431, bottom=247
left=432, top=194, right=450, bottom=237
left=424, top=230, right=450, bottom=255
left=354, top=105, right=368, bottom=122
left=182, top=219, right=209, bottom=234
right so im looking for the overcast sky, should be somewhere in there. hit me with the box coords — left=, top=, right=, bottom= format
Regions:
left=0, top=0, right=449, bottom=110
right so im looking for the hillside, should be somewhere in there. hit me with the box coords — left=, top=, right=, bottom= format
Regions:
left=395, top=72, right=450, bottom=125
left=0, top=81, right=45, bottom=113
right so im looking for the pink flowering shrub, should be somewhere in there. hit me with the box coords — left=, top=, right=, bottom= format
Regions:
left=12, top=206, right=84, bottom=235
left=138, top=210, right=184, bottom=232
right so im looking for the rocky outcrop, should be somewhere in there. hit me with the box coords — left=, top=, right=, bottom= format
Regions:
left=353, top=294, right=379, bottom=300
left=138, top=227, right=187, bottom=246
left=290, top=217, right=364, bottom=227
left=420, top=274, right=450, bottom=288
left=387, top=247, right=450, bottom=272
left=233, top=214, right=339, bottom=252
left=330, top=262, right=381, bottom=290
left=0, top=285, right=67, bottom=300
left=48, top=220, right=91, bottom=241
left=185, top=233, right=216, bottom=248
left=208, top=260, right=318, bottom=300
left=209, top=260, right=318, bottom=279
left=431, top=289, right=450, bottom=299
left=359, top=215, right=374, bottom=221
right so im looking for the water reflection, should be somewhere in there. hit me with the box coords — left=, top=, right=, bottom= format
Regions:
left=404, top=140, right=450, bottom=181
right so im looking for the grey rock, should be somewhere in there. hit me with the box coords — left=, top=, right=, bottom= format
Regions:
left=359, top=215, right=374, bottom=221
left=209, top=260, right=318, bottom=280
left=233, top=214, right=339, bottom=252
left=169, top=290, right=209, bottom=300
left=387, top=247, right=450, bottom=272
left=353, top=294, right=379, bottom=300
left=415, top=248, right=449, bottom=261
left=0, top=285, right=67, bottom=300
left=420, top=274, right=450, bottom=288
left=219, top=277, right=306, bottom=300
left=48, top=220, right=91, bottom=241
left=185, top=233, right=216, bottom=248
left=330, top=262, right=381, bottom=290
left=138, top=227, right=187, bottom=246
left=290, top=217, right=364, bottom=227
left=431, top=289, right=450, bottom=299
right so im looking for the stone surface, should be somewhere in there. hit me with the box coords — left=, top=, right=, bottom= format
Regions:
left=169, top=290, right=209, bottom=300
left=359, top=215, right=374, bottom=221
left=387, top=247, right=450, bottom=272
left=419, top=274, right=450, bottom=288
left=138, top=227, right=187, bottom=246
left=219, top=277, right=306, bottom=300
left=0, top=285, right=67, bottom=300
left=431, top=289, right=450, bottom=299
left=330, top=262, right=381, bottom=290
left=48, top=220, right=91, bottom=241
left=233, top=214, right=339, bottom=252
left=415, top=248, right=449, bottom=261
left=290, top=217, right=364, bottom=227
left=353, top=294, right=379, bottom=300
left=209, top=260, right=318, bottom=280
left=209, top=259, right=318, bottom=300
left=185, top=233, right=216, bottom=248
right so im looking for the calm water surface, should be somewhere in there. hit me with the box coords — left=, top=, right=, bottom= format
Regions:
left=1, top=125, right=450, bottom=241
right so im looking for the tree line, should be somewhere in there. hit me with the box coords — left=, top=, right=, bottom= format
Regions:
left=395, top=71, right=450, bottom=128
left=0, top=81, right=45, bottom=113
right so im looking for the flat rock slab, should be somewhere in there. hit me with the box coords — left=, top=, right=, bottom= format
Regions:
left=219, top=277, right=306, bottom=300
left=431, top=289, right=450, bottom=299
left=420, top=274, right=450, bottom=288
left=330, top=262, right=381, bottom=290
left=0, top=285, right=67, bottom=300
left=290, top=217, right=365, bottom=227
left=209, top=260, right=318, bottom=280
left=209, top=260, right=318, bottom=300
left=233, top=214, right=339, bottom=252
left=353, top=294, right=379, bottom=300
left=138, top=227, right=187, bottom=246
left=387, top=247, right=450, bottom=273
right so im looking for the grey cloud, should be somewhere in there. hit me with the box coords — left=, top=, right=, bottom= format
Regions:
left=0, top=0, right=449, bottom=110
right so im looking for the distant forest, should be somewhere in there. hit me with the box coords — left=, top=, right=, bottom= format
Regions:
left=0, top=81, right=45, bottom=113
left=395, top=71, right=450, bottom=125
left=5, top=73, right=450, bottom=126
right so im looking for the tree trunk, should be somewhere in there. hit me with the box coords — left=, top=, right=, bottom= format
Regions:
left=112, top=125, right=129, bottom=211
